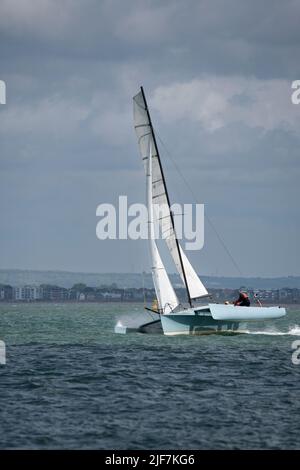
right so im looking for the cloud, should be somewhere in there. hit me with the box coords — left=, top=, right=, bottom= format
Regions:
left=151, top=77, right=300, bottom=133
left=0, top=0, right=73, bottom=40
left=0, top=95, right=89, bottom=135
left=0, top=84, right=132, bottom=148
left=1, top=0, right=299, bottom=76
left=115, top=3, right=177, bottom=45
left=0, top=0, right=299, bottom=276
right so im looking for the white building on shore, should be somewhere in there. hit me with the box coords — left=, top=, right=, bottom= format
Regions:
left=13, top=285, right=42, bottom=301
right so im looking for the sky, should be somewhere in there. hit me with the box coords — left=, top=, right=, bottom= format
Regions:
left=0, top=0, right=300, bottom=277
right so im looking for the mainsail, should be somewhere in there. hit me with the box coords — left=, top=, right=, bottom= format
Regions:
left=133, top=87, right=208, bottom=304
left=147, top=142, right=178, bottom=313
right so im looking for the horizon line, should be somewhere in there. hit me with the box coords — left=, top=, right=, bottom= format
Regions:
left=0, top=268, right=299, bottom=279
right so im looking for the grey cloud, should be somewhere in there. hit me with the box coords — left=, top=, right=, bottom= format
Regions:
left=1, top=1, right=300, bottom=76
left=0, top=0, right=299, bottom=276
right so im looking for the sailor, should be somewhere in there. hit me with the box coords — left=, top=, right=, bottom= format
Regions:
left=234, top=291, right=250, bottom=307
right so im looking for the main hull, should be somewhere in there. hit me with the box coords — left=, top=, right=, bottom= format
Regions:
left=114, top=304, right=286, bottom=336
left=160, top=304, right=286, bottom=336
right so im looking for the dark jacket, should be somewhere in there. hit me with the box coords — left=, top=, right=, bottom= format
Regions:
left=234, top=293, right=250, bottom=307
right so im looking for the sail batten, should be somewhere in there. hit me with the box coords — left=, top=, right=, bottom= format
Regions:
left=133, top=88, right=208, bottom=302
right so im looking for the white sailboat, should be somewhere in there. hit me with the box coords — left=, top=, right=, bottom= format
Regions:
left=115, top=87, right=286, bottom=335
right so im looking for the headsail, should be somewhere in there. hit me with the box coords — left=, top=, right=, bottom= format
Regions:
left=147, top=142, right=179, bottom=313
left=133, top=88, right=208, bottom=302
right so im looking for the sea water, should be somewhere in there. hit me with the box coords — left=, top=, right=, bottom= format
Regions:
left=0, top=302, right=299, bottom=449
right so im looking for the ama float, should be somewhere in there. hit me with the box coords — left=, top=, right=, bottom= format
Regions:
left=115, top=87, right=286, bottom=336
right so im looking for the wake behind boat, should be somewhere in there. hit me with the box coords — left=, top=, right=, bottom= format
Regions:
left=115, top=87, right=286, bottom=336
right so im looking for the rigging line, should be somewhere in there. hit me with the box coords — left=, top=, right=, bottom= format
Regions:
left=141, top=269, right=146, bottom=308
left=156, top=133, right=243, bottom=277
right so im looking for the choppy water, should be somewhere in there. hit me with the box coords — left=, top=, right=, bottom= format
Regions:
left=0, top=302, right=300, bottom=449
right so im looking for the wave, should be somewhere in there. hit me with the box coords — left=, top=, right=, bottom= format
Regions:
left=244, top=325, right=300, bottom=336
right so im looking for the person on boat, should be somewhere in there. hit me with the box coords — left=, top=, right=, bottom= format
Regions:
left=234, top=291, right=250, bottom=307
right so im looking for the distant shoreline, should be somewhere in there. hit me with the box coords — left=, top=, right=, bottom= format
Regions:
left=0, top=300, right=299, bottom=310
left=1, top=269, right=300, bottom=290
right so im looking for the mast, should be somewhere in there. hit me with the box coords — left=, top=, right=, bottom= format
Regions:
left=140, top=86, right=193, bottom=308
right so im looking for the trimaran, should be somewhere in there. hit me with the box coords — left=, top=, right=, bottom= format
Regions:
left=115, top=87, right=286, bottom=335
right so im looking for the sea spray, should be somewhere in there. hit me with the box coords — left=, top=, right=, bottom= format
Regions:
left=244, top=325, right=300, bottom=336
left=115, top=310, right=156, bottom=329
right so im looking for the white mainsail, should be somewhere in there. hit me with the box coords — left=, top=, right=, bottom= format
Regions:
left=147, top=142, right=178, bottom=313
left=133, top=88, right=208, bottom=301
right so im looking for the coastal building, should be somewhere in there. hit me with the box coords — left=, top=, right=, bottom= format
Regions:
left=40, top=285, right=69, bottom=301
left=0, top=284, right=13, bottom=301
left=101, top=291, right=122, bottom=300
left=279, top=288, right=299, bottom=303
left=13, top=285, right=42, bottom=301
left=254, top=289, right=279, bottom=302
left=3, top=283, right=300, bottom=303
